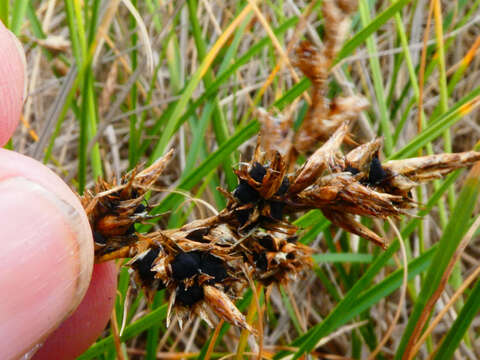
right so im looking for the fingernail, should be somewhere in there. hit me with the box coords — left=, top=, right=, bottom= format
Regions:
left=0, top=177, right=93, bottom=359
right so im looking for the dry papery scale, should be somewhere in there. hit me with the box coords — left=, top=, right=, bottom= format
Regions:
left=81, top=0, right=480, bottom=334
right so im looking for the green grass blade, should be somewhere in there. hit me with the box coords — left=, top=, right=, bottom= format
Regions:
left=358, top=0, right=393, bottom=155
left=149, top=3, right=252, bottom=161
left=285, top=242, right=400, bottom=359
left=312, top=253, right=376, bottom=264
left=186, top=0, right=250, bottom=190
left=293, top=209, right=325, bottom=228
left=273, top=78, right=310, bottom=111
left=10, top=0, right=28, bottom=35
left=275, top=242, right=437, bottom=359
left=145, top=293, right=164, bottom=360
left=161, top=17, right=299, bottom=149
left=434, top=278, right=480, bottom=359
left=390, top=87, right=480, bottom=160
left=128, top=0, right=140, bottom=168
left=26, top=2, right=45, bottom=38
left=0, top=0, right=8, bottom=27
left=345, top=245, right=436, bottom=321
left=280, top=286, right=304, bottom=334
left=77, top=72, right=89, bottom=192
left=336, top=0, right=412, bottom=63
left=86, top=72, right=103, bottom=180
left=77, top=304, right=168, bottom=359
left=395, top=166, right=480, bottom=358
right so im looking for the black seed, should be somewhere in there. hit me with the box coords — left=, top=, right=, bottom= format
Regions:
left=275, top=177, right=290, bottom=196
left=199, top=253, right=228, bottom=283
left=255, top=252, right=268, bottom=271
left=234, top=180, right=260, bottom=204
left=269, top=201, right=285, bottom=220
left=176, top=283, right=204, bottom=306
left=126, top=223, right=136, bottom=235
left=345, top=165, right=360, bottom=175
left=236, top=208, right=253, bottom=226
left=186, top=228, right=209, bottom=242
left=93, top=230, right=106, bottom=245
left=287, top=235, right=298, bottom=243
left=258, top=235, right=275, bottom=251
left=134, top=203, right=147, bottom=213
left=171, top=252, right=201, bottom=280
left=249, top=162, right=267, bottom=183
left=241, top=222, right=257, bottom=233
left=367, top=156, right=388, bottom=185
left=131, top=247, right=160, bottom=286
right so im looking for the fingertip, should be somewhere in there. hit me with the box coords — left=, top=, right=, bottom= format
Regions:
left=0, top=150, right=95, bottom=358
left=33, top=262, right=118, bottom=360
left=0, top=177, right=94, bottom=359
left=0, top=19, right=27, bottom=146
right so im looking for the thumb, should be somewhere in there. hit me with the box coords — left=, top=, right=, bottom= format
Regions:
left=0, top=149, right=93, bottom=359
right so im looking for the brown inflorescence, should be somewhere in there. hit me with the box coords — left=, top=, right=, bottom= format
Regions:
left=80, top=0, right=480, bottom=333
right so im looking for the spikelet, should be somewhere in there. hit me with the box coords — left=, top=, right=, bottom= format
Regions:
left=293, top=0, right=366, bottom=154
left=82, top=149, right=174, bottom=262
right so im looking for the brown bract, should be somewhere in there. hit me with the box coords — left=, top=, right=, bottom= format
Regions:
left=293, top=0, right=365, bottom=155
left=382, top=152, right=480, bottom=195
left=82, top=149, right=174, bottom=262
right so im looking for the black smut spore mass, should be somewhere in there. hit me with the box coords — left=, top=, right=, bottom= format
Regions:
left=269, top=201, right=285, bottom=220
left=249, top=162, right=267, bottom=183
left=134, top=203, right=147, bottom=213
left=234, top=180, right=260, bottom=204
left=258, top=235, right=275, bottom=251
left=255, top=252, right=268, bottom=272
left=171, top=252, right=201, bottom=280
left=176, top=283, right=204, bottom=306
left=345, top=165, right=360, bottom=175
left=275, top=177, right=290, bottom=196
left=240, top=221, right=257, bottom=234
left=199, top=254, right=228, bottom=283
left=126, top=223, right=136, bottom=235
left=186, top=228, right=209, bottom=242
left=367, top=156, right=388, bottom=185
left=131, top=247, right=160, bottom=285
left=287, top=235, right=298, bottom=243
left=236, top=208, right=253, bottom=226
left=93, top=230, right=106, bottom=244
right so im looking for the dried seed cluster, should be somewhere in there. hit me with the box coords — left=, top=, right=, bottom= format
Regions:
left=80, top=0, right=480, bottom=332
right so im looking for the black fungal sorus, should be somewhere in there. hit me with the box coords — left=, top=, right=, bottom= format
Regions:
left=131, top=246, right=161, bottom=287
left=367, top=155, right=388, bottom=185
left=176, top=283, right=204, bottom=306
left=171, top=251, right=201, bottom=280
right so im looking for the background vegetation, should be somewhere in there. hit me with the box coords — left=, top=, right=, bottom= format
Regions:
left=5, top=0, right=480, bottom=358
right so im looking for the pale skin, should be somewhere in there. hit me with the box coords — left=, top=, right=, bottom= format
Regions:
left=0, top=21, right=117, bottom=360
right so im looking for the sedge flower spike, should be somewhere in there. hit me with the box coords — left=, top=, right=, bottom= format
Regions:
left=80, top=0, right=480, bottom=332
